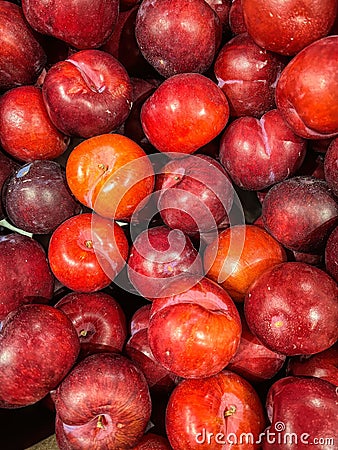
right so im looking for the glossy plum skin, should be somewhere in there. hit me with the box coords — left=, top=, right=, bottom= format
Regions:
left=135, top=0, right=221, bottom=78
left=263, top=377, right=338, bottom=450
left=229, top=0, right=247, bottom=35
left=205, top=0, right=231, bottom=33
left=287, top=344, right=338, bottom=387
left=0, top=151, right=19, bottom=220
left=101, top=7, right=156, bottom=79
left=227, top=313, right=286, bottom=383
left=66, top=134, right=154, bottom=220
left=42, top=50, right=133, bottom=138
left=148, top=276, right=242, bottom=378
left=324, top=137, right=338, bottom=197
left=204, top=225, right=286, bottom=302
left=126, top=306, right=179, bottom=393
left=141, top=73, right=229, bottom=154
left=166, top=370, right=265, bottom=450
left=22, top=0, right=119, bottom=49
left=242, top=0, right=337, bottom=55
left=0, top=86, right=69, bottom=162
left=48, top=213, right=129, bottom=292
left=0, top=2, right=46, bottom=92
left=156, top=154, right=234, bottom=235
left=262, top=176, right=338, bottom=253
left=54, top=353, right=151, bottom=450
left=244, top=262, right=338, bottom=356
left=214, top=33, right=285, bottom=118
left=276, top=36, right=338, bottom=139
left=325, top=226, right=338, bottom=282
left=133, top=433, right=172, bottom=450
left=127, top=225, right=203, bottom=299
left=0, top=234, right=54, bottom=321
left=4, top=160, right=82, bottom=234
left=129, top=304, right=151, bottom=336
left=0, top=304, right=80, bottom=408
left=55, top=292, right=127, bottom=357
left=219, top=109, right=307, bottom=190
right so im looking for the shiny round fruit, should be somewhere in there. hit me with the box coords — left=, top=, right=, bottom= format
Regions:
left=4, top=160, right=81, bottom=235
left=204, top=225, right=286, bottom=301
left=242, top=0, right=337, bottom=55
left=135, top=0, right=222, bottom=78
left=0, top=86, right=69, bottom=162
left=0, top=2, right=46, bottom=91
left=244, top=262, right=338, bottom=356
left=262, top=176, right=338, bottom=253
left=148, top=276, right=242, bottom=378
left=276, top=36, right=338, bottom=139
left=42, top=50, right=132, bottom=138
left=166, top=370, right=265, bottom=450
left=48, top=213, right=129, bottom=292
left=141, top=73, right=229, bottom=154
left=66, top=134, right=154, bottom=220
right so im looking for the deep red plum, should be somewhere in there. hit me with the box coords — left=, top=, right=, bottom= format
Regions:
left=219, top=109, right=307, bottom=190
left=135, top=0, right=222, bottom=78
left=262, top=176, right=338, bottom=253
left=244, top=262, right=338, bottom=356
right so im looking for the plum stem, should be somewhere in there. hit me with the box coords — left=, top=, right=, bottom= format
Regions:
left=97, top=415, right=105, bottom=429
left=98, top=163, right=108, bottom=171
left=0, top=218, right=33, bottom=238
left=224, top=405, right=236, bottom=417
left=85, top=240, right=93, bottom=249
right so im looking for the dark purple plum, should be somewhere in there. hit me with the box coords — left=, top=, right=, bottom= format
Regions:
left=135, top=0, right=222, bottom=78
left=244, top=262, right=338, bottom=356
left=262, top=176, right=338, bottom=253
left=4, top=160, right=82, bottom=234
left=0, top=233, right=54, bottom=321
left=324, top=137, right=338, bottom=197
left=325, top=226, right=338, bottom=282
left=0, top=151, right=19, bottom=220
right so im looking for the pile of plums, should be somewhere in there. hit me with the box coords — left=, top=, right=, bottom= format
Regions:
left=0, top=0, right=337, bottom=449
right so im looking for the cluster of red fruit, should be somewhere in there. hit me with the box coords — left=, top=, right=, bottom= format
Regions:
left=0, top=0, right=337, bottom=449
